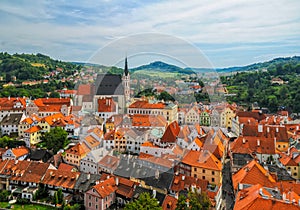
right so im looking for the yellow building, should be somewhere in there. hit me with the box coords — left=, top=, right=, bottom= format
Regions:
left=220, top=106, right=235, bottom=129
left=64, top=143, right=90, bottom=167
left=24, top=126, right=42, bottom=147
left=279, top=154, right=299, bottom=179
left=181, top=150, right=222, bottom=185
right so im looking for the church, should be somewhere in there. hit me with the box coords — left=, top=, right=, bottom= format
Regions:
left=93, top=57, right=130, bottom=114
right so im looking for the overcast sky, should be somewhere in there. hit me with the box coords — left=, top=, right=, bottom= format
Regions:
left=0, top=0, right=299, bottom=68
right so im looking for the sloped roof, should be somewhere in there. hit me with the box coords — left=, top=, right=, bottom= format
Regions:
left=97, top=98, right=117, bottom=113
left=95, top=74, right=123, bottom=95
left=234, top=184, right=300, bottom=210
left=11, top=147, right=30, bottom=158
left=42, top=169, right=80, bottom=189
left=232, top=160, right=276, bottom=190
left=65, top=143, right=90, bottom=156
left=161, top=121, right=180, bottom=143
left=93, top=177, right=117, bottom=198
left=24, top=126, right=42, bottom=133
left=181, top=150, right=222, bottom=171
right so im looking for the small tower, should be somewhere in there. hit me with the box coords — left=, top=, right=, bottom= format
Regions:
left=123, top=57, right=130, bottom=104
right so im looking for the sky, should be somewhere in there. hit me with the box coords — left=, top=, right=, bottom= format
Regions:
left=0, top=0, right=300, bottom=68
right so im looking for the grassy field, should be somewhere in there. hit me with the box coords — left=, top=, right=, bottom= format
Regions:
left=0, top=202, right=55, bottom=210
left=133, top=70, right=180, bottom=78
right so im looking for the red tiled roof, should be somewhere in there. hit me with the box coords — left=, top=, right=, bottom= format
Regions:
left=232, top=160, right=276, bottom=191
left=65, top=143, right=90, bottom=156
left=131, top=114, right=167, bottom=127
left=161, top=121, right=180, bottom=143
left=0, top=97, right=26, bottom=111
left=129, top=100, right=165, bottom=109
left=24, top=126, right=42, bottom=133
left=11, top=147, right=30, bottom=158
left=181, top=150, right=222, bottom=171
left=77, top=84, right=94, bottom=95
left=93, top=177, right=117, bottom=198
left=97, top=98, right=117, bottom=112
left=58, top=163, right=77, bottom=172
left=234, top=184, right=300, bottom=210
left=42, top=169, right=80, bottom=189
left=231, top=136, right=276, bottom=155
left=279, top=153, right=298, bottom=166
left=162, top=195, right=178, bottom=210
left=170, top=174, right=208, bottom=193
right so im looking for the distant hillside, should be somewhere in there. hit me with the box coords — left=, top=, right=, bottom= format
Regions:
left=131, top=61, right=195, bottom=75
left=216, top=56, right=300, bottom=73
left=0, top=52, right=79, bottom=82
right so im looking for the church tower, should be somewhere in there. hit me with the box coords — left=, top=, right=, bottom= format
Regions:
left=123, top=57, right=130, bottom=104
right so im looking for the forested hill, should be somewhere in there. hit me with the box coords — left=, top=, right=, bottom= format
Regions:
left=221, top=56, right=300, bottom=113
left=0, top=52, right=80, bottom=82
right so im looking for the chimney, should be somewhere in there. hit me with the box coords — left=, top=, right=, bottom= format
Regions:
left=276, top=127, right=279, bottom=133
left=152, top=189, right=156, bottom=198
left=258, top=125, right=263, bottom=133
left=296, top=126, right=299, bottom=130
left=267, top=127, right=270, bottom=133
left=87, top=173, right=90, bottom=180
left=76, top=174, right=79, bottom=180
left=155, top=169, right=159, bottom=179
left=283, top=192, right=286, bottom=200
left=242, top=138, right=246, bottom=144
left=257, top=139, right=260, bottom=146
left=182, top=175, right=185, bottom=181
left=115, top=177, right=119, bottom=186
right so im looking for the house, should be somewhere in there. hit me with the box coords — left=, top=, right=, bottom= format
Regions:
left=125, top=128, right=149, bottom=154
left=199, top=110, right=211, bottom=126
left=184, top=106, right=200, bottom=125
left=234, top=184, right=300, bottom=210
left=114, top=128, right=127, bottom=153
left=18, top=114, right=41, bottom=138
left=24, top=126, right=42, bottom=147
left=128, top=100, right=178, bottom=123
left=98, top=155, right=119, bottom=174
left=74, top=84, right=95, bottom=112
left=26, top=98, right=72, bottom=117
left=95, top=98, right=118, bottom=122
left=64, top=143, right=90, bottom=167
left=0, top=113, right=25, bottom=136
left=279, top=153, right=299, bottom=180
left=180, top=150, right=222, bottom=185
left=41, top=168, right=80, bottom=197
left=131, top=114, right=167, bottom=129
left=28, top=148, right=52, bottom=162
left=2, top=146, right=30, bottom=160
left=79, top=148, right=109, bottom=174
left=0, top=97, right=26, bottom=122
left=102, top=130, right=115, bottom=151
left=162, top=195, right=178, bottom=210
left=84, top=176, right=117, bottom=210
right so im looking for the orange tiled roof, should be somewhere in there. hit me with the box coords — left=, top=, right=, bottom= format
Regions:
left=21, top=117, right=34, bottom=125
left=24, top=126, right=42, bottom=133
left=98, top=98, right=117, bottom=112
left=93, top=177, right=117, bottom=198
left=87, top=127, right=103, bottom=138
left=0, top=97, right=26, bottom=111
left=161, top=121, right=180, bottom=143
left=11, top=147, right=30, bottom=158
left=42, top=169, right=80, bottom=189
left=131, top=114, right=167, bottom=127
left=77, top=84, right=93, bottom=95
left=42, top=113, right=65, bottom=126
left=231, top=136, right=276, bottom=155
left=181, top=150, right=222, bottom=171
left=85, top=135, right=100, bottom=148
left=58, top=163, right=77, bottom=172
left=279, top=153, right=298, bottom=166
left=65, top=143, right=90, bottom=156
left=170, top=174, right=208, bottom=193
left=162, top=195, right=177, bottom=210
left=129, top=100, right=165, bottom=109
left=232, top=160, right=276, bottom=191
left=140, top=141, right=159, bottom=148
left=234, top=184, right=300, bottom=210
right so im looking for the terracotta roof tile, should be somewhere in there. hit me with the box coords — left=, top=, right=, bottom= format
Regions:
left=161, top=121, right=180, bottom=143
left=182, top=150, right=222, bottom=171
left=42, top=169, right=80, bottom=189
left=93, top=177, right=117, bottom=198
left=129, top=100, right=165, bottom=109
left=97, top=98, right=117, bottom=112
left=11, top=147, right=30, bottom=158
left=232, top=160, right=276, bottom=191
left=162, top=195, right=178, bottom=210
left=65, top=143, right=90, bottom=156
left=24, top=125, right=42, bottom=133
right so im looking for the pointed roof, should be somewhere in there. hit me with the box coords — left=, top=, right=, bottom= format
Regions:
left=161, top=121, right=180, bottom=143
left=124, top=57, right=129, bottom=76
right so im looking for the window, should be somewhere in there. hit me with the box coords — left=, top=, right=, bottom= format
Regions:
left=212, top=171, right=215, bottom=175
left=202, top=169, right=205, bottom=173
left=212, top=178, right=215, bottom=182
left=194, top=168, right=197, bottom=172
left=95, top=205, right=98, bottom=209
left=202, top=176, right=205, bottom=180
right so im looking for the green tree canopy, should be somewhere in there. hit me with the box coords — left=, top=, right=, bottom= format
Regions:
left=41, top=127, right=68, bottom=154
left=175, top=189, right=211, bottom=210
left=124, top=192, right=162, bottom=210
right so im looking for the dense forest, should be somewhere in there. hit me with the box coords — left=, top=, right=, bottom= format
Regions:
left=221, top=57, right=300, bottom=113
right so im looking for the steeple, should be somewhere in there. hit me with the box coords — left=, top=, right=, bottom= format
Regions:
left=124, top=57, right=129, bottom=76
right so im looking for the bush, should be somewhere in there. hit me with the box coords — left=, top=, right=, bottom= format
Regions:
left=17, top=197, right=30, bottom=204
left=0, top=190, right=11, bottom=202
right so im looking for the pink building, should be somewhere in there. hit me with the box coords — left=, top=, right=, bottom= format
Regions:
left=84, top=177, right=117, bottom=210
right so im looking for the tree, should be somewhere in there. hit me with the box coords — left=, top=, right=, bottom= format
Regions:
left=49, top=91, right=60, bottom=98
left=124, top=192, right=162, bottom=210
left=41, top=127, right=68, bottom=154
left=175, top=190, right=211, bottom=210
left=157, top=91, right=175, bottom=102
left=53, top=188, right=64, bottom=205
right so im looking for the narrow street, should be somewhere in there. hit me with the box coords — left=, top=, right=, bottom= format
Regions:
left=222, top=158, right=235, bottom=210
